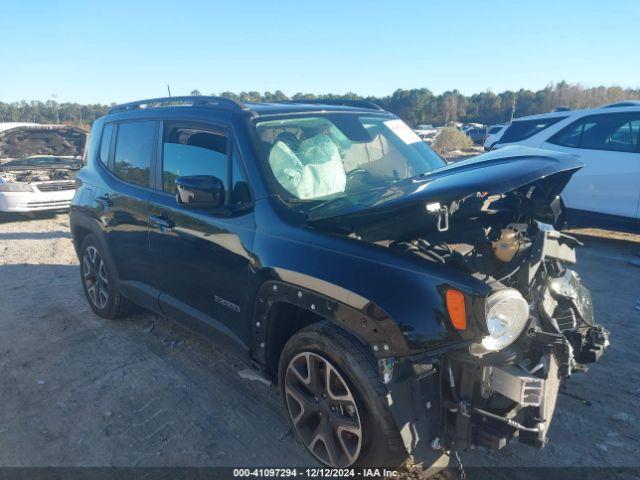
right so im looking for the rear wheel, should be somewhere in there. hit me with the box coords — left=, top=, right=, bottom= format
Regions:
left=279, top=322, right=407, bottom=468
left=79, top=234, right=131, bottom=319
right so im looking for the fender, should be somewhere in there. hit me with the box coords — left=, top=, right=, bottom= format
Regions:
left=71, top=207, right=162, bottom=313
left=250, top=271, right=411, bottom=366
left=70, top=209, right=121, bottom=282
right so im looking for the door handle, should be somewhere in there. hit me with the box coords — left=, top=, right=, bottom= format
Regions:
left=148, top=214, right=175, bottom=232
left=95, top=194, right=113, bottom=207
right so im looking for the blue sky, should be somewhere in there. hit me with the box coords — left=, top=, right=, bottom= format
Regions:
left=1, top=0, right=638, bottom=104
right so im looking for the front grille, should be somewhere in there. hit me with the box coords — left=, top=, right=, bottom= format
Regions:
left=23, top=199, right=71, bottom=209
left=33, top=181, right=75, bottom=192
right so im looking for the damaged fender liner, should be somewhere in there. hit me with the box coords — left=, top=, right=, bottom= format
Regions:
left=251, top=280, right=410, bottom=364
left=382, top=353, right=444, bottom=462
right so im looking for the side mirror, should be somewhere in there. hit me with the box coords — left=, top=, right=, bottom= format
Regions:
left=175, top=175, right=225, bottom=209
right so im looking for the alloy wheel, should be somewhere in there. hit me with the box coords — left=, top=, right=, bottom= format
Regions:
left=82, top=245, right=109, bottom=310
left=284, top=352, right=362, bottom=467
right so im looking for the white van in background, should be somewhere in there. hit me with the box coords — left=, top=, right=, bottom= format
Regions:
left=491, top=104, right=640, bottom=232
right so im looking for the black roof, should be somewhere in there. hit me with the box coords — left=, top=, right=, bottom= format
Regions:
left=108, top=96, right=388, bottom=117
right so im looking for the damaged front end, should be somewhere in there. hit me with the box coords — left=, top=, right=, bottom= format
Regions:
left=446, top=256, right=610, bottom=451
left=380, top=226, right=609, bottom=464
left=308, top=147, right=610, bottom=463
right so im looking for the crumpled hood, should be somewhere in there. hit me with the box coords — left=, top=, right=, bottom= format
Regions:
left=0, top=124, right=87, bottom=162
left=307, top=146, right=583, bottom=237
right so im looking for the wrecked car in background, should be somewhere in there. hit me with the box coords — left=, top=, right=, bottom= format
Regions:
left=70, top=97, right=609, bottom=469
left=0, top=123, right=86, bottom=213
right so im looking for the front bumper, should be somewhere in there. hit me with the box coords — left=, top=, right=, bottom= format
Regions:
left=0, top=186, right=75, bottom=212
left=382, top=272, right=609, bottom=463
left=447, top=341, right=563, bottom=451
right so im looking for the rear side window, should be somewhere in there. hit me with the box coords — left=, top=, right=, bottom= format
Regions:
left=549, top=113, right=640, bottom=152
left=98, top=124, right=113, bottom=166
left=500, top=116, right=567, bottom=143
left=162, top=125, right=228, bottom=194
left=112, top=121, right=156, bottom=187
left=548, top=121, right=596, bottom=148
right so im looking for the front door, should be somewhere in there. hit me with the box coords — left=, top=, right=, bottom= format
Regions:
left=148, top=120, right=255, bottom=342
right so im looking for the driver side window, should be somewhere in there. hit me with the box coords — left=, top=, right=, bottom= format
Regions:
left=162, top=124, right=228, bottom=194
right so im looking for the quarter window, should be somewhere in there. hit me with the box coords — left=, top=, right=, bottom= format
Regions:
left=98, top=124, right=113, bottom=166
left=162, top=125, right=228, bottom=194
left=607, top=120, right=640, bottom=152
left=548, top=121, right=596, bottom=148
left=112, top=121, right=156, bottom=187
left=231, top=146, right=251, bottom=206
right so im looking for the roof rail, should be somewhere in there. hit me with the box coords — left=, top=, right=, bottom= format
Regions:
left=108, top=96, right=248, bottom=114
left=600, top=100, right=640, bottom=109
left=275, top=99, right=385, bottom=111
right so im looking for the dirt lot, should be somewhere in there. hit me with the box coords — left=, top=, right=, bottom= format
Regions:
left=0, top=213, right=639, bottom=477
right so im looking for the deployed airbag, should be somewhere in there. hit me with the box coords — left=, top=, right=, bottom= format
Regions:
left=268, top=134, right=346, bottom=199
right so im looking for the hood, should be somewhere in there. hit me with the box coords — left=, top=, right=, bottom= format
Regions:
left=0, top=124, right=87, bottom=163
left=307, top=146, right=583, bottom=238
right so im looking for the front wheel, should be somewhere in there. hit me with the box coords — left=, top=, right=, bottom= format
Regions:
left=278, top=323, right=407, bottom=468
left=79, top=234, right=131, bottom=319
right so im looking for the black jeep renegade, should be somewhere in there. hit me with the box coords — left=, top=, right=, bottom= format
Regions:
left=70, top=96, right=609, bottom=468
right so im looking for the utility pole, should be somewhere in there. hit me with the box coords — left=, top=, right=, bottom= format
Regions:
left=52, top=94, right=60, bottom=124
left=509, top=92, right=518, bottom=124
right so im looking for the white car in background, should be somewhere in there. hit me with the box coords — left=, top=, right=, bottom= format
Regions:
left=492, top=103, right=640, bottom=232
left=413, top=124, right=439, bottom=143
left=0, top=123, right=87, bottom=213
left=414, top=124, right=437, bottom=134
left=484, top=124, right=508, bottom=151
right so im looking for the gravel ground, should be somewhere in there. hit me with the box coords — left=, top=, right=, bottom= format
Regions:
left=0, top=213, right=639, bottom=477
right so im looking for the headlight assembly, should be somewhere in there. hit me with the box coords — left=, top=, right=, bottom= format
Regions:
left=0, top=182, right=33, bottom=192
left=471, top=289, right=529, bottom=355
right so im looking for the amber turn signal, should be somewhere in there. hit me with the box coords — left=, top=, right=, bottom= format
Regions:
left=446, top=289, right=467, bottom=330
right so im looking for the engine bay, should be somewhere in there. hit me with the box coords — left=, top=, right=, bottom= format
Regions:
left=0, top=167, right=78, bottom=184
left=388, top=218, right=560, bottom=294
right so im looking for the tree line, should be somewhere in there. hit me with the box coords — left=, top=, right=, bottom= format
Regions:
left=2, top=82, right=639, bottom=129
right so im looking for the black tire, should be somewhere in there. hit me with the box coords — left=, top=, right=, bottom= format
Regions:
left=278, top=322, right=407, bottom=468
left=79, top=234, right=131, bottom=319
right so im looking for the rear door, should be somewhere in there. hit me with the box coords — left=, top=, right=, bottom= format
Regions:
left=543, top=112, right=640, bottom=221
left=93, top=119, right=159, bottom=310
left=148, top=119, right=255, bottom=343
